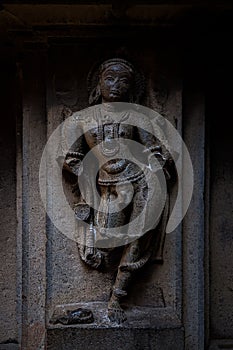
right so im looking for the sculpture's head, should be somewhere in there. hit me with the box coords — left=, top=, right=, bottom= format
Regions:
left=88, top=58, right=144, bottom=105
left=99, top=59, right=134, bottom=103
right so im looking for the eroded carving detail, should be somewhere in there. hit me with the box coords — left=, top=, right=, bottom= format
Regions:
left=51, top=308, right=94, bottom=325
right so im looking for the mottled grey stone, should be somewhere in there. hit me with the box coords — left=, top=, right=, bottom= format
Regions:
left=182, top=79, right=205, bottom=349
left=0, top=59, right=18, bottom=344
left=0, top=345, right=19, bottom=350
left=47, top=327, right=184, bottom=350
left=20, top=51, right=47, bottom=349
left=0, top=4, right=232, bottom=350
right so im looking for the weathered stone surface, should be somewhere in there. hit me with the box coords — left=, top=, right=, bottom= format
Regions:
left=49, top=302, right=180, bottom=328
left=20, top=50, right=47, bottom=349
left=208, top=59, right=233, bottom=340
left=0, top=3, right=232, bottom=350
left=47, top=326, right=184, bottom=350
left=182, top=77, right=205, bottom=349
left=0, top=59, right=18, bottom=345
left=0, top=345, right=19, bottom=350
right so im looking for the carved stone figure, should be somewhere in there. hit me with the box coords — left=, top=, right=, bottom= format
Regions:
left=62, top=58, right=175, bottom=324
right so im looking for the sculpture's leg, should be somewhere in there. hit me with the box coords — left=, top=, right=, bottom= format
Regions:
left=107, top=178, right=153, bottom=324
left=108, top=239, right=140, bottom=323
left=95, top=185, right=128, bottom=246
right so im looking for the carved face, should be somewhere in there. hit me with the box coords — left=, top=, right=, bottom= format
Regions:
left=99, top=64, right=133, bottom=102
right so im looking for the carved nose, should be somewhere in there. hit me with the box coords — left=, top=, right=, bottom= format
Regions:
left=112, top=78, right=120, bottom=88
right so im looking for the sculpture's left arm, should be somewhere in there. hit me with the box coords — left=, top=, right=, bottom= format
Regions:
left=136, top=124, right=175, bottom=181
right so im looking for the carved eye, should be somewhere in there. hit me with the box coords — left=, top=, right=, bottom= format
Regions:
left=105, top=76, right=114, bottom=82
left=120, top=78, right=129, bottom=84
left=120, top=131, right=125, bottom=137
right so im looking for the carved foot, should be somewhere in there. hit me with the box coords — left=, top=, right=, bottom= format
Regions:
left=108, top=300, right=127, bottom=324
left=51, top=308, right=94, bottom=325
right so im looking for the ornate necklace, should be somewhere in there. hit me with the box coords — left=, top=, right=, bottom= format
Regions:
left=95, top=105, right=129, bottom=157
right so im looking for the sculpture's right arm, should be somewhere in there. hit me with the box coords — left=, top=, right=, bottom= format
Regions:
left=61, top=115, right=87, bottom=176
left=63, top=150, right=84, bottom=176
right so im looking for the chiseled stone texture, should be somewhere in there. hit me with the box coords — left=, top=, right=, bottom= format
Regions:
left=0, top=60, right=18, bottom=345
left=47, top=327, right=184, bottom=350
left=209, top=64, right=233, bottom=339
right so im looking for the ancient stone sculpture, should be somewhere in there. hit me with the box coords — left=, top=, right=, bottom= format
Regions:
left=62, top=58, right=175, bottom=324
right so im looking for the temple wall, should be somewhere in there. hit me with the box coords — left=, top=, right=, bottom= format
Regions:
left=0, top=3, right=232, bottom=349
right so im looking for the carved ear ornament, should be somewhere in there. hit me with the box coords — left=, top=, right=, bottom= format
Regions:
left=88, top=83, right=101, bottom=106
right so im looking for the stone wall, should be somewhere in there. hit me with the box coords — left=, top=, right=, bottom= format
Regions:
left=0, top=57, right=18, bottom=347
